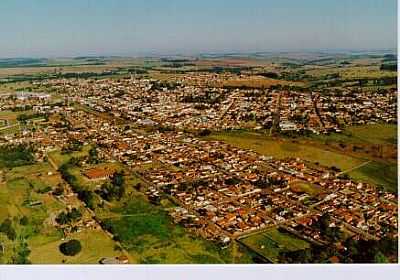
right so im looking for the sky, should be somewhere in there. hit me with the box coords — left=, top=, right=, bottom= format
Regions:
left=0, top=0, right=397, bottom=58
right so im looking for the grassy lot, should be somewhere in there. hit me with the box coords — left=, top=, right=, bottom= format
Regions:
left=346, top=124, right=397, bottom=145
left=100, top=191, right=249, bottom=264
left=0, top=110, right=20, bottom=120
left=0, top=162, right=67, bottom=263
left=1, top=163, right=65, bottom=220
left=0, top=110, right=34, bottom=120
left=47, top=145, right=92, bottom=168
left=0, top=110, right=44, bottom=136
left=309, top=124, right=397, bottom=192
left=0, top=110, right=24, bottom=135
left=0, top=124, right=20, bottom=135
left=240, top=227, right=310, bottom=263
left=290, top=181, right=323, bottom=196
left=349, top=161, right=398, bottom=193
left=28, top=228, right=122, bottom=264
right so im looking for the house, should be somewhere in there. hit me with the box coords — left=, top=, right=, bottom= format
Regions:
left=84, top=167, right=115, bottom=180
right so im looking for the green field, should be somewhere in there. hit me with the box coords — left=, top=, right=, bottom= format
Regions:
left=0, top=163, right=65, bottom=263
left=47, top=145, right=92, bottom=168
left=240, top=228, right=310, bottom=263
left=346, top=124, right=397, bottom=144
left=311, top=124, right=397, bottom=145
left=349, top=161, right=398, bottom=193
left=28, top=229, right=123, bottom=264
left=310, top=124, right=397, bottom=192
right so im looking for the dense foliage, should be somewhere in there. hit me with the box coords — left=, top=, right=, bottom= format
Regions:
left=59, top=239, right=82, bottom=256
left=0, top=144, right=35, bottom=168
left=0, top=218, right=17, bottom=241
left=96, top=172, right=125, bottom=201
left=56, top=208, right=82, bottom=225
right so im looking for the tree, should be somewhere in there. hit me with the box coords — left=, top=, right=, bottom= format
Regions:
left=55, top=212, right=69, bottom=225
left=19, top=216, right=29, bottom=226
left=52, top=186, right=64, bottom=196
left=112, top=172, right=124, bottom=187
left=88, top=147, right=99, bottom=164
left=97, top=180, right=125, bottom=202
left=0, top=218, right=17, bottom=241
left=11, top=241, right=31, bottom=264
left=198, top=129, right=211, bottom=137
left=374, top=251, right=388, bottom=263
left=56, top=208, right=82, bottom=225
left=59, top=239, right=82, bottom=256
left=77, top=190, right=94, bottom=209
left=69, top=208, right=82, bottom=221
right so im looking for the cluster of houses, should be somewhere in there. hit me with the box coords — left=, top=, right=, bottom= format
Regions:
left=0, top=75, right=397, bottom=248
left=31, top=76, right=397, bottom=134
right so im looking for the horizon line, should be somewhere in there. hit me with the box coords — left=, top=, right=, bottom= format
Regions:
left=0, top=47, right=397, bottom=60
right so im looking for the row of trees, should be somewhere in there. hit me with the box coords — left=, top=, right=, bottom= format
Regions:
left=16, top=113, right=48, bottom=124
left=59, top=159, right=95, bottom=209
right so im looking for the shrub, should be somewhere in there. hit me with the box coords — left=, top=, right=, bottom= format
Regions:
left=59, top=239, right=82, bottom=256
left=52, top=186, right=64, bottom=196
left=19, top=216, right=29, bottom=226
left=198, top=129, right=211, bottom=137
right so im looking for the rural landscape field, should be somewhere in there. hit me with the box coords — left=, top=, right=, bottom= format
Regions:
left=0, top=50, right=397, bottom=264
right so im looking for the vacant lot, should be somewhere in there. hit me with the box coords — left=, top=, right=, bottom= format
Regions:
left=290, top=181, right=323, bottom=197
left=47, top=145, right=92, bottom=169
left=240, top=228, right=310, bottom=263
